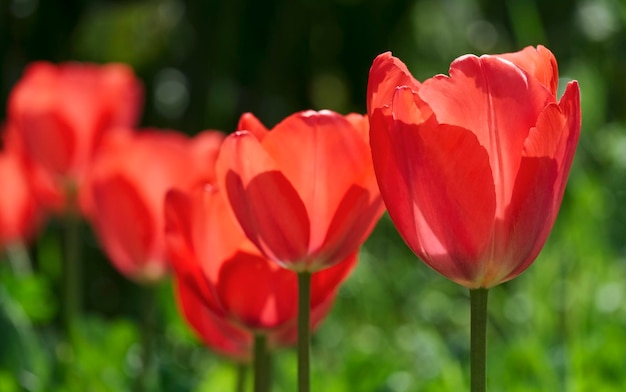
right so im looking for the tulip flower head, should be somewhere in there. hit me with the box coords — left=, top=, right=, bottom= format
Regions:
left=8, top=61, right=143, bottom=211
left=216, top=110, right=384, bottom=273
left=367, top=46, right=580, bottom=288
left=87, top=129, right=223, bottom=283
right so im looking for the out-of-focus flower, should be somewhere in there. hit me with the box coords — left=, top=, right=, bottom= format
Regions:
left=367, top=46, right=581, bottom=288
left=0, top=125, right=43, bottom=248
left=86, top=129, right=223, bottom=283
left=8, top=61, right=143, bottom=211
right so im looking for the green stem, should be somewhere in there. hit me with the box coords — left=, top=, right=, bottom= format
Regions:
left=470, top=288, right=489, bottom=392
left=235, top=362, right=248, bottom=392
left=63, top=206, right=81, bottom=338
left=297, top=272, right=311, bottom=392
left=253, top=333, right=270, bottom=392
left=136, top=284, right=158, bottom=392
left=59, top=191, right=82, bottom=387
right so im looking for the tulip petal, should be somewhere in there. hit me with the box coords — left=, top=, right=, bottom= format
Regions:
left=237, top=112, right=270, bottom=141
left=191, top=184, right=251, bottom=284
left=188, top=131, right=226, bottom=184
left=494, top=81, right=580, bottom=285
left=345, top=113, right=371, bottom=144
left=98, top=63, right=144, bottom=128
left=373, top=87, right=496, bottom=285
left=0, top=153, right=39, bottom=243
left=320, top=185, right=384, bottom=267
left=553, top=81, right=582, bottom=200
left=367, top=52, right=421, bottom=117
left=20, top=112, right=75, bottom=176
left=310, top=252, right=358, bottom=306
left=262, top=111, right=373, bottom=262
left=164, top=189, right=195, bottom=276
left=369, top=101, right=420, bottom=256
left=218, top=131, right=310, bottom=267
left=175, top=276, right=251, bottom=361
left=489, top=119, right=563, bottom=285
left=165, top=188, right=225, bottom=314
left=419, top=54, right=553, bottom=217
left=217, top=252, right=297, bottom=330
left=497, top=45, right=558, bottom=96
left=92, top=174, right=156, bottom=279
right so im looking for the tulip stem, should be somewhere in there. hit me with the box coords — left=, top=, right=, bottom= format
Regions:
left=297, top=271, right=311, bottom=392
left=235, top=362, right=248, bottom=392
left=470, top=288, right=489, bottom=392
left=253, top=333, right=271, bottom=392
left=63, top=202, right=81, bottom=339
left=136, top=284, right=158, bottom=392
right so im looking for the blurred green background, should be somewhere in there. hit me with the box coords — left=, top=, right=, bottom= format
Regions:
left=0, top=0, right=623, bottom=391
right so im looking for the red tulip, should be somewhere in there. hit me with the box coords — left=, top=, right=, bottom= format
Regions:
left=2, top=121, right=66, bottom=215
left=216, top=110, right=384, bottom=272
left=164, top=182, right=355, bottom=336
left=8, top=61, right=143, bottom=207
left=86, top=129, right=223, bottom=283
left=367, top=46, right=580, bottom=288
left=172, top=241, right=339, bottom=363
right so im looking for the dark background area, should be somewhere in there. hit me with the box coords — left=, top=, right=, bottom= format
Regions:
left=3, top=0, right=617, bottom=130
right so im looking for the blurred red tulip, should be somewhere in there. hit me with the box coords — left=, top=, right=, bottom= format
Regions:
left=8, top=61, right=143, bottom=210
left=367, top=46, right=581, bottom=288
left=216, top=110, right=384, bottom=272
left=2, top=121, right=66, bottom=214
left=165, top=183, right=355, bottom=341
left=0, top=126, right=42, bottom=248
left=87, top=129, right=223, bottom=283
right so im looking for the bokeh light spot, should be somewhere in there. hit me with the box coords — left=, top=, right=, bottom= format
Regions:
left=154, top=68, right=189, bottom=119
left=577, top=0, right=620, bottom=41
left=595, top=282, right=623, bottom=313
left=466, top=20, right=498, bottom=52
left=310, top=72, right=349, bottom=112
left=10, top=0, right=37, bottom=18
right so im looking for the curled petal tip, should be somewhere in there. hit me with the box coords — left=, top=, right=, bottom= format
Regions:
left=232, top=130, right=251, bottom=137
